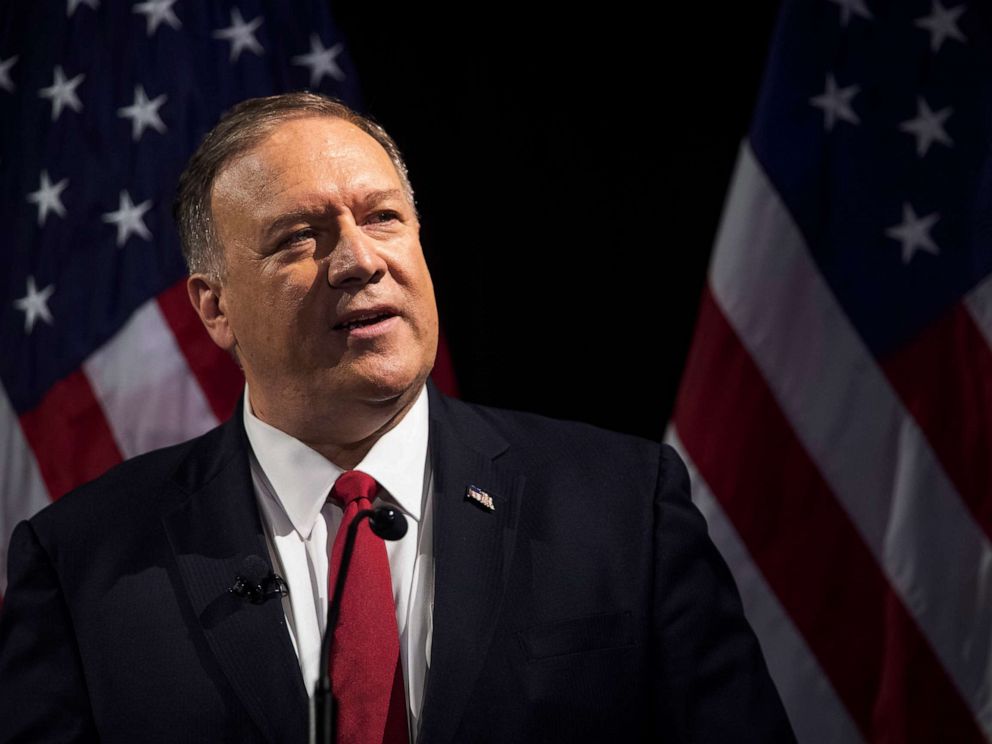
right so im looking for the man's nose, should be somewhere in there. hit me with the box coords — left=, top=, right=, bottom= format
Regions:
left=327, top=223, right=388, bottom=289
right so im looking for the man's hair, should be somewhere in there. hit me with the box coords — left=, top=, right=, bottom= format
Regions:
left=173, top=92, right=416, bottom=279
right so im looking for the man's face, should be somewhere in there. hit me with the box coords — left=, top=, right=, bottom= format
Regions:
left=207, top=115, right=439, bottom=413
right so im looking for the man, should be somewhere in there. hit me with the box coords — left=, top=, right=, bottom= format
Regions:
left=0, top=93, right=795, bottom=743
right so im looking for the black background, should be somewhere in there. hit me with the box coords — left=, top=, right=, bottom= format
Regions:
left=334, top=4, right=781, bottom=441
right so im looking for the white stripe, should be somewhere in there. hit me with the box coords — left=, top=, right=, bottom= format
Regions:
left=964, top=273, right=992, bottom=351
left=708, top=142, right=992, bottom=736
left=82, top=299, right=218, bottom=460
left=666, top=428, right=867, bottom=744
left=0, top=384, right=52, bottom=596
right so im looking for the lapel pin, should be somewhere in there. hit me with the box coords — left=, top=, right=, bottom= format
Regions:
left=465, top=484, right=495, bottom=512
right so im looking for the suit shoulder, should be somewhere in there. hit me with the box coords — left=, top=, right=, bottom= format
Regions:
left=449, top=395, right=670, bottom=476
left=28, top=419, right=228, bottom=538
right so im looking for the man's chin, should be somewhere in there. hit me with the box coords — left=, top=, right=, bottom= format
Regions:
left=336, top=368, right=428, bottom=407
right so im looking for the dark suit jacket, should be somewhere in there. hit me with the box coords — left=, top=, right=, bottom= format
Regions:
left=0, top=379, right=795, bottom=743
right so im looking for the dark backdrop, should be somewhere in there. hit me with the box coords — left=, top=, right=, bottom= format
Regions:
left=334, top=4, right=781, bottom=441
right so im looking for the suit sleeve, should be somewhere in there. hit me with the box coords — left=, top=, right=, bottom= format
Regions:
left=0, top=519, right=98, bottom=743
left=650, top=444, right=796, bottom=743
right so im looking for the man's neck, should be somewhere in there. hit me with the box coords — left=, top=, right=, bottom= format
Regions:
left=246, top=383, right=424, bottom=470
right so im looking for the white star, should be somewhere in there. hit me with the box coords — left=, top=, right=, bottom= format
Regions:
left=67, top=0, right=99, bottom=17
left=133, top=0, right=181, bottom=36
left=886, top=203, right=940, bottom=263
left=899, top=97, right=953, bottom=157
left=810, top=74, right=860, bottom=131
left=27, top=171, right=69, bottom=226
left=38, top=65, right=84, bottom=121
left=13, top=276, right=55, bottom=334
left=292, top=34, right=345, bottom=87
left=828, top=0, right=872, bottom=26
left=0, top=55, right=18, bottom=93
left=102, top=190, right=153, bottom=247
left=213, top=8, right=264, bottom=62
left=118, top=85, right=167, bottom=141
left=915, top=1, right=966, bottom=52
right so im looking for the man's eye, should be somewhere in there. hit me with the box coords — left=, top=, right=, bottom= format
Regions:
left=284, top=228, right=316, bottom=245
left=368, top=210, right=399, bottom=224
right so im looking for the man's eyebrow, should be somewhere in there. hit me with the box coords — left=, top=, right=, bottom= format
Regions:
left=262, top=206, right=332, bottom=241
left=360, top=188, right=407, bottom=206
left=261, top=190, right=409, bottom=241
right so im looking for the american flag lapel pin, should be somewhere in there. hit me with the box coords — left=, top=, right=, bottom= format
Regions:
left=465, top=484, right=495, bottom=512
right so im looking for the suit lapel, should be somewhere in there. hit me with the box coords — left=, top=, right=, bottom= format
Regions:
left=162, top=399, right=308, bottom=744
left=419, top=381, right=525, bottom=744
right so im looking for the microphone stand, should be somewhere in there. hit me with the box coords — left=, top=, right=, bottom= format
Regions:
left=311, top=507, right=408, bottom=744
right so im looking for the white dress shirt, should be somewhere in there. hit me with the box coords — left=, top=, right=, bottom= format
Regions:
left=242, top=383, right=434, bottom=741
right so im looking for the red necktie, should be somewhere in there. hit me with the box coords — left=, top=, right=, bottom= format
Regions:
left=327, top=470, right=409, bottom=744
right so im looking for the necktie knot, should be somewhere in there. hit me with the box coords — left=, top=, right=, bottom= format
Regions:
left=330, top=470, right=378, bottom=508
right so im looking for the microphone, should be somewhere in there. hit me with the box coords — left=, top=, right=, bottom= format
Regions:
left=312, top=506, right=408, bottom=744
left=230, top=555, right=288, bottom=605
left=369, top=506, right=409, bottom=541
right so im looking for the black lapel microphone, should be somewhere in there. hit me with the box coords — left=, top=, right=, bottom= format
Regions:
left=312, top=506, right=408, bottom=744
left=230, top=555, right=288, bottom=605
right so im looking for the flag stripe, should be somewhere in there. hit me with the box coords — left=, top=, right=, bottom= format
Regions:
left=0, top=384, right=51, bottom=596
left=965, top=274, right=992, bottom=358
left=82, top=298, right=218, bottom=460
left=431, top=325, right=460, bottom=398
left=666, top=428, right=867, bottom=744
left=16, top=370, right=123, bottom=501
left=674, top=286, right=985, bottom=743
left=710, top=144, right=992, bottom=735
left=880, top=303, right=992, bottom=545
left=156, top=279, right=244, bottom=423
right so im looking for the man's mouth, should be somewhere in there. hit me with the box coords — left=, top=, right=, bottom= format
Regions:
left=333, top=312, right=396, bottom=331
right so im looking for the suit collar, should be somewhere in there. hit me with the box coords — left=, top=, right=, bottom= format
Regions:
left=419, top=379, right=525, bottom=744
left=425, top=377, right=510, bottom=460
left=162, top=393, right=309, bottom=744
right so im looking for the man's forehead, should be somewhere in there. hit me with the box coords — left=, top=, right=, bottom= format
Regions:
left=212, top=115, right=399, bottom=203
left=260, top=114, right=371, bottom=153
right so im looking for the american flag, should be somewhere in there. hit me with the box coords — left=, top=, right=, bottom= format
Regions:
left=668, top=0, right=992, bottom=741
left=0, top=1, right=371, bottom=602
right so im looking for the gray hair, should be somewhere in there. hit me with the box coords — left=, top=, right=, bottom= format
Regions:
left=173, top=92, right=416, bottom=279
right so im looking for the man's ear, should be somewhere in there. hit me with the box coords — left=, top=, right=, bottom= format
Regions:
left=187, top=273, right=236, bottom=353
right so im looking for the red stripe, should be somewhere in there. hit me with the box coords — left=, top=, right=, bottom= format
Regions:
left=881, top=302, right=992, bottom=544
left=673, top=286, right=983, bottom=744
left=431, top=327, right=460, bottom=398
left=18, top=370, right=123, bottom=500
left=156, top=279, right=243, bottom=422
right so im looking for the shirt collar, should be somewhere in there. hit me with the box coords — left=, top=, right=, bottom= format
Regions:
left=242, top=383, right=430, bottom=540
